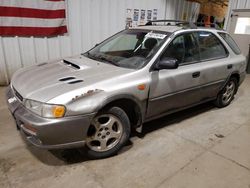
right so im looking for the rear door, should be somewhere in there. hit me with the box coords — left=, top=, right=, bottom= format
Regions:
left=193, top=31, right=231, bottom=100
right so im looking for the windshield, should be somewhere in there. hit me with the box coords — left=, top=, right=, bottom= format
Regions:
left=84, top=29, right=168, bottom=69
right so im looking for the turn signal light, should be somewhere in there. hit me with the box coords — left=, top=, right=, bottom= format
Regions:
left=52, top=106, right=65, bottom=118
left=137, top=84, right=146, bottom=91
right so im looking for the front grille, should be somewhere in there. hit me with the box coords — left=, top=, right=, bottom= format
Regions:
left=13, top=87, right=23, bottom=102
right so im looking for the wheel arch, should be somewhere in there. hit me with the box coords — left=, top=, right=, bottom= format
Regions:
left=94, top=94, right=147, bottom=130
left=230, top=72, right=240, bottom=84
left=220, top=71, right=240, bottom=91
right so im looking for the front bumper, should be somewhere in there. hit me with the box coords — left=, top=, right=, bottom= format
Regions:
left=6, top=86, right=95, bottom=149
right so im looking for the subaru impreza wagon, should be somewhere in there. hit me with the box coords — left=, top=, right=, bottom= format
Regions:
left=6, top=20, right=246, bottom=158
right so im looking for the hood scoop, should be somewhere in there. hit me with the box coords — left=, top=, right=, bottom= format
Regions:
left=68, top=80, right=83, bottom=84
left=62, top=60, right=81, bottom=70
left=59, top=77, right=75, bottom=81
left=59, top=76, right=83, bottom=84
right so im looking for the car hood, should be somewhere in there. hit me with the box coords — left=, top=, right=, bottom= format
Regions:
left=11, top=55, right=134, bottom=103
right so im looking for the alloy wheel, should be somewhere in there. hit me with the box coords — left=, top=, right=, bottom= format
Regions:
left=222, top=81, right=236, bottom=105
left=86, top=114, right=123, bottom=152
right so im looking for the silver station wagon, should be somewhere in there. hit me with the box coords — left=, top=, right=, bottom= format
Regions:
left=6, top=20, right=246, bottom=158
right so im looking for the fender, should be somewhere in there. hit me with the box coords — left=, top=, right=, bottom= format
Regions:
left=219, top=70, right=240, bottom=92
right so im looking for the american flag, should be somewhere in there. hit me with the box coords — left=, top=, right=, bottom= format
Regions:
left=0, top=0, right=67, bottom=37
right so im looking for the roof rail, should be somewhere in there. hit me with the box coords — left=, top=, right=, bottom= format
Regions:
left=145, top=20, right=223, bottom=30
left=145, top=20, right=197, bottom=29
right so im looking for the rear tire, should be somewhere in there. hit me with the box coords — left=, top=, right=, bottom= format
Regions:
left=86, top=107, right=131, bottom=159
left=214, top=77, right=238, bottom=108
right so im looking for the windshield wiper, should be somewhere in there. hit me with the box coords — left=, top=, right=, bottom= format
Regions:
left=83, top=52, right=119, bottom=67
left=98, top=56, right=119, bottom=67
left=83, top=52, right=97, bottom=60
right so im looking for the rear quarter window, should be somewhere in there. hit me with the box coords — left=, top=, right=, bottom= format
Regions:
left=218, top=32, right=241, bottom=55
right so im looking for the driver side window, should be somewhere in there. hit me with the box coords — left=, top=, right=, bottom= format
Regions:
left=161, top=33, right=199, bottom=64
left=162, top=35, right=185, bottom=63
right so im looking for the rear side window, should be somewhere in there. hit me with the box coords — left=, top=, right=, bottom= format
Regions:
left=218, top=32, right=241, bottom=55
left=195, top=31, right=228, bottom=61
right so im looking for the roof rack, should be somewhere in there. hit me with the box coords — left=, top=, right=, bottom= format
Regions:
left=145, top=20, right=197, bottom=29
left=145, top=20, right=222, bottom=30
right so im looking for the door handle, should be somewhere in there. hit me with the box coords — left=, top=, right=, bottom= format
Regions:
left=227, top=64, right=233, bottom=69
left=192, top=71, right=200, bottom=78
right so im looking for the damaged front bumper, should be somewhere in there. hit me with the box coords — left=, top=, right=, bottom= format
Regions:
left=6, top=86, right=95, bottom=149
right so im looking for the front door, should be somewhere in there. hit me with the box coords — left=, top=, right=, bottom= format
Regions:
left=229, top=10, right=250, bottom=57
left=146, top=32, right=202, bottom=119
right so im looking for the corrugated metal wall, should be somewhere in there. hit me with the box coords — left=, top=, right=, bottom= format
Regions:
left=0, top=0, right=200, bottom=85
left=225, top=0, right=250, bottom=30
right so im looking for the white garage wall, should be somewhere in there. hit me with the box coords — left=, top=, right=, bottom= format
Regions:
left=0, top=0, right=200, bottom=85
left=225, top=0, right=250, bottom=30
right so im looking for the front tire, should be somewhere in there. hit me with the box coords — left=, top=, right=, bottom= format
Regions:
left=214, top=77, right=238, bottom=108
left=86, top=107, right=131, bottom=159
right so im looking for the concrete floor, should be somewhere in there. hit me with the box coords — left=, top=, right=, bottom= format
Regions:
left=0, top=76, right=250, bottom=188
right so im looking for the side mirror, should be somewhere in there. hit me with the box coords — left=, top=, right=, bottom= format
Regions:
left=155, top=57, right=179, bottom=70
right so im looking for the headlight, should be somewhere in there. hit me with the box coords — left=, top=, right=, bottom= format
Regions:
left=24, top=99, right=66, bottom=118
